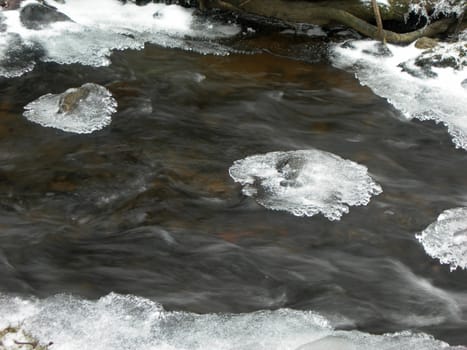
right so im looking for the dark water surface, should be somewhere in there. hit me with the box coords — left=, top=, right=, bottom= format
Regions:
left=1, top=41, right=467, bottom=344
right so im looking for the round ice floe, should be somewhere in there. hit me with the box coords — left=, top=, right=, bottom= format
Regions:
left=416, top=207, right=467, bottom=271
left=23, top=83, right=117, bottom=134
left=229, top=150, right=382, bottom=220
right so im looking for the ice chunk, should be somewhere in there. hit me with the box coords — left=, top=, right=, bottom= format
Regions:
left=23, top=83, right=117, bottom=134
left=331, top=35, right=467, bottom=150
left=416, top=207, right=467, bottom=271
left=296, top=335, right=358, bottom=350
left=296, top=331, right=455, bottom=350
left=0, top=32, right=39, bottom=77
left=0, top=292, right=456, bottom=350
left=229, top=150, right=382, bottom=220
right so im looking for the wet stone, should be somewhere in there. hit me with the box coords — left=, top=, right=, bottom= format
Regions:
left=414, top=42, right=466, bottom=72
left=398, top=61, right=438, bottom=79
left=19, top=3, right=72, bottom=30
left=362, top=42, right=393, bottom=57
left=414, top=37, right=439, bottom=50
left=58, top=85, right=91, bottom=114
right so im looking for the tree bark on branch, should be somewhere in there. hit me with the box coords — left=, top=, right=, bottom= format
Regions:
left=201, top=0, right=464, bottom=44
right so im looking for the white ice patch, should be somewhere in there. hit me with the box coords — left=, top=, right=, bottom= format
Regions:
left=0, top=0, right=239, bottom=75
left=409, top=0, right=466, bottom=18
left=0, top=33, right=37, bottom=77
left=229, top=150, right=382, bottom=220
left=331, top=36, right=467, bottom=150
left=0, top=292, right=457, bottom=350
left=416, top=207, right=467, bottom=271
left=23, top=83, right=117, bottom=134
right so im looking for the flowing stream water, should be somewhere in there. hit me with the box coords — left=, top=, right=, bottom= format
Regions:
left=0, top=1, right=466, bottom=349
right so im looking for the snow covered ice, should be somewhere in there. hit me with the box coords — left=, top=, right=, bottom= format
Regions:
left=416, top=207, right=467, bottom=271
left=229, top=150, right=382, bottom=220
left=23, top=83, right=117, bottom=134
left=0, top=0, right=240, bottom=76
left=331, top=32, right=467, bottom=150
left=0, top=292, right=462, bottom=350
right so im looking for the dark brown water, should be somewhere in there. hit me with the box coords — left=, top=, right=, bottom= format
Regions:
left=1, top=38, right=467, bottom=345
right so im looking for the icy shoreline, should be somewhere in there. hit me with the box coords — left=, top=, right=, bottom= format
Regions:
left=0, top=292, right=462, bottom=350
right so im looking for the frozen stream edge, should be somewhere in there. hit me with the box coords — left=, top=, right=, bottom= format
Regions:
left=0, top=292, right=463, bottom=350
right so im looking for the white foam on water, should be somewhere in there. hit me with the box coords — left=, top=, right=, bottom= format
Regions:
left=23, top=83, right=117, bottom=133
left=229, top=150, right=382, bottom=220
left=331, top=34, right=467, bottom=150
left=0, top=0, right=239, bottom=74
left=416, top=207, right=467, bottom=271
left=0, top=292, right=459, bottom=350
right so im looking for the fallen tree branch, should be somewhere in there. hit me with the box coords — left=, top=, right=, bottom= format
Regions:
left=206, top=0, right=457, bottom=44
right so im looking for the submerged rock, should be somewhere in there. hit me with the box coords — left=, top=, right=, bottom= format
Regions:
left=229, top=150, right=382, bottom=220
left=23, top=83, right=117, bottom=134
left=19, top=3, right=72, bottom=30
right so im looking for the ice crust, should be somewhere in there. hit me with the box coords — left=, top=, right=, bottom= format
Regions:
left=331, top=34, right=467, bottom=150
left=409, top=0, right=466, bottom=18
left=229, top=150, right=382, bottom=220
left=416, top=207, right=467, bottom=271
left=0, top=33, right=37, bottom=77
left=0, top=0, right=240, bottom=76
left=23, top=83, right=117, bottom=134
left=0, top=292, right=458, bottom=350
